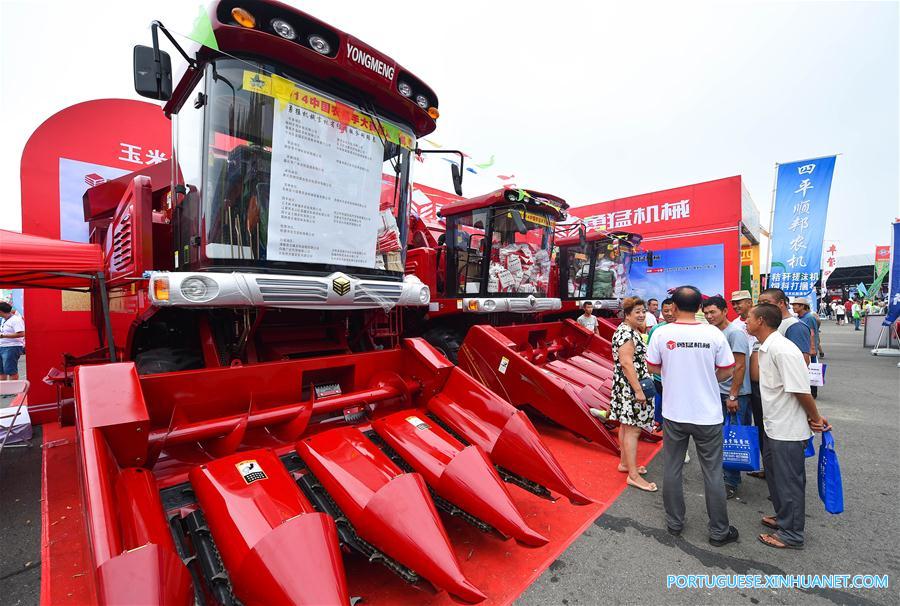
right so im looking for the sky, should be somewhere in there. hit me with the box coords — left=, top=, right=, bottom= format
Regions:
left=1, top=0, right=897, bottom=261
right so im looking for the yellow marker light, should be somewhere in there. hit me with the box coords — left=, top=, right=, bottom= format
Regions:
left=153, top=277, right=170, bottom=301
left=428, top=107, right=440, bottom=119
left=467, top=300, right=479, bottom=311
left=231, top=7, right=256, bottom=28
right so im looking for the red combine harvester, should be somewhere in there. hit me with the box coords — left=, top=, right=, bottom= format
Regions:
left=405, top=187, right=567, bottom=361
left=406, top=202, right=657, bottom=454
left=453, top=229, right=661, bottom=454
left=42, top=2, right=594, bottom=604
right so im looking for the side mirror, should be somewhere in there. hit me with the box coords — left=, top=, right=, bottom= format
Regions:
left=512, top=210, right=528, bottom=235
left=133, top=45, right=172, bottom=101
left=646, top=250, right=654, bottom=267
left=451, top=163, right=463, bottom=196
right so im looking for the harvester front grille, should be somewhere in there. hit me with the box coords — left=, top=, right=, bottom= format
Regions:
left=353, top=282, right=403, bottom=305
left=508, top=298, right=556, bottom=312
left=256, top=277, right=328, bottom=303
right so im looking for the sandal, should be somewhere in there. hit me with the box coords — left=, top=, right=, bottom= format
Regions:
left=626, top=477, right=658, bottom=492
left=618, top=465, right=648, bottom=475
left=761, top=516, right=778, bottom=530
left=758, top=533, right=804, bottom=550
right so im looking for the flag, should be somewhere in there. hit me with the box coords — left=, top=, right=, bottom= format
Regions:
left=868, top=265, right=889, bottom=298
left=475, top=155, right=496, bottom=169
left=188, top=5, right=219, bottom=50
left=857, top=282, right=867, bottom=297
left=768, top=156, right=837, bottom=309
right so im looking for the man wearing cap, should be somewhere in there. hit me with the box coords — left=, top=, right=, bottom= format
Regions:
left=791, top=297, right=819, bottom=398
left=729, top=290, right=766, bottom=478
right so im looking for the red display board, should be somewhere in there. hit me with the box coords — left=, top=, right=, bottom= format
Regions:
left=19, top=99, right=170, bottom=414
left=569, top=176, right=748, bottom=304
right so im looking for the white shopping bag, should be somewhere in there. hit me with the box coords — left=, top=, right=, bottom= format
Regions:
left=808, top=362, right=827, bottom=387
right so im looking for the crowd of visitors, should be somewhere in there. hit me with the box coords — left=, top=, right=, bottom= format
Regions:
left=587, top=285, right=831, bottom=550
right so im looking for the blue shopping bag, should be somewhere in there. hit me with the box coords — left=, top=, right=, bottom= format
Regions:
left=722, top=414, right=760, bottom=472
left=804, top=436, right=815, bottom=457
left=817, top=430, right=844, bottom=514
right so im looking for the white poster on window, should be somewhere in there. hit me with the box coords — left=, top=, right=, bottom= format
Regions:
left=267, top=100, right=383, bottom=267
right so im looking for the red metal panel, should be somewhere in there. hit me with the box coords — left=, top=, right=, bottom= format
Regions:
left=189, top=449, right=350, bottom=606
left=458, top=324, right=620, bottom=454
left=425, top=367, right=590, bottom=505
left=372, top=410, right=547, bottom=546
left=295, top=427, right=485, bottom=603
left=96, top=544, right=192, bottom=606
left=75, top=362, right=149, bottom=467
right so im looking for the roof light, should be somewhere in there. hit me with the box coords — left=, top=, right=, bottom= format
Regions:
left=415, top=94, right=428, bottom=109
left=308, top=34, right=331, bottom=55
left=231, top=7, right=256, bottom=28
left=153, top=277, right=170, bottom=301
left=482, top=299, right=497, bottom=312
left=467, top=300, right=479, bottom=311
left=271, top=18, right=296, bottom=40
left=398, top=82, right=413, bottom=97
left=428, top=107, right=440, bottom=119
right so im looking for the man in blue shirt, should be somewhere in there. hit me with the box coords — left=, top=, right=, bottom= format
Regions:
left=758, top=289, right=811, bottom=365
left=791, top=297, right=819, bottom=397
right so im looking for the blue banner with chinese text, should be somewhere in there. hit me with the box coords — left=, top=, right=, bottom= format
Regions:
left=768, top=156, right=837, bottom=305
left=883, top=221, right=900, bottom=326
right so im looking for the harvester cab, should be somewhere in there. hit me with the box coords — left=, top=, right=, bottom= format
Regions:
left=554, top=228, right=644, bottom=316
left=440, top=188, right=567, bottom=314
left=94, top=1, right=438, bottom=369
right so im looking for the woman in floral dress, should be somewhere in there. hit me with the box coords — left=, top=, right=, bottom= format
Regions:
left=610, top=296, right=657, bottom=491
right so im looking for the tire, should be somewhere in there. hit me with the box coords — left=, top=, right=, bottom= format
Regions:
left=134, top=347, right=203, bottom=375
left=422, top=327, right=464, bottom=364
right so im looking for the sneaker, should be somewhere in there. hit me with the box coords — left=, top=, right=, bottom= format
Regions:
left=589, top=408, right=608, bottom=420
left=725, top=485, right=737, bottom=500
left=684, top=451, right=691, bottom=464
left=709, top=526, right=739, bottom=547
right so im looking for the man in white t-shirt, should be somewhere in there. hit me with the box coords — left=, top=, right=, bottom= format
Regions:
left=645, top=298, right=659, bottom=328
left=746, top=303, right=830, bottom=549
left=646, top=286, right=738, bottom=546
left=576, top=301, right=599, bottom=334
left=0, top=302, right=26, bottom=381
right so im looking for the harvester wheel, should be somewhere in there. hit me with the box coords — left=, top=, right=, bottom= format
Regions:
left=134, top=347, right=202, bottom=375
left=422, top=327, right=463, bottom=364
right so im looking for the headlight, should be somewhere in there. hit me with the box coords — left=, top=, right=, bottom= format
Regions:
left=482, top=299, right=497, bottom=312
left=271, top=18, right=296, bottom=40
left=398, top=82, right=412, bottom=97
left=418, top=286, right=431, bottom=304
left=308, top=34, right=331, bottom=55
left=415, top=94, right=429, bottom=109
left=181, top=276, right=218, bottom=301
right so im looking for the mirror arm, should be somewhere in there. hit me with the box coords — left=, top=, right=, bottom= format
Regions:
left=151, top=21, right=197, bottom=70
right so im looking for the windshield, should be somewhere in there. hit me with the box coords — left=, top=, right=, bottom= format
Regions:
left=565, top=246, right=591, bottom=298
left=178, top=58, right=414, bottom=277
left=591, top=240, right=634, bottom=299
left=448, top=207, right=553, bottom=297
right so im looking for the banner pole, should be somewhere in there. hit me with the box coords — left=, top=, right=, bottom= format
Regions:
left=764, top=162, right=779, bottom=287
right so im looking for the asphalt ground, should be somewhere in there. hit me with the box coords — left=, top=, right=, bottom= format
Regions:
left=518, top=321, right=900, bottom=606
left=1, top=355, right=43, bottom=606
left=2, top=324, right=898, bottom=606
